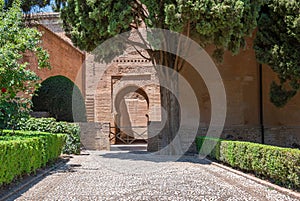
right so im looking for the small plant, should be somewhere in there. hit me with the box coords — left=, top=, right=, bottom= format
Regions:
left=0, top=98, right=31, bottom=132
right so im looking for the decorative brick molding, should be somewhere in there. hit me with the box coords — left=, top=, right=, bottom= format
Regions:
left=25, top=12, right=63, bottom=33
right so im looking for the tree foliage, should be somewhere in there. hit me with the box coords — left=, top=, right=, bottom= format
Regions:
left=61, top=0, right=263, bottom=61
left=0, top=0, right=50, bottom=129
left=254, top=0, right=300, bottom=107
left=51, top=0, right=66, bottom=12
left=153, top=0, right=263, bottom=59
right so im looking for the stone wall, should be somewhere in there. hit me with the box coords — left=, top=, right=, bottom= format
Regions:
left=148, top=123, right=300, bottom=153
left=179, top=36, right=260, bottom=128
left=147, top=122, right=262, bottom=153
left=79, top=122, right=110, bottom=150
left=262, top=64, right=300, bottom=137
left=264, top=127, right=300, bottom=148
left=147, top=121, right=163, bottom=152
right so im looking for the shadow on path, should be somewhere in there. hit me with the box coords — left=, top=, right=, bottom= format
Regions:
left=97, top=144, right=211, bottom=165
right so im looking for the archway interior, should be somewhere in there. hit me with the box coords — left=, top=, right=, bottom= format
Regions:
left=114, top=86, right=149, bottom=144
left=32, top=75, right=86, bottom=122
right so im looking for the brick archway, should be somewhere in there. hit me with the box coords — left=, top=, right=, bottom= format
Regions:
left=89, top=56, right=162, bottom=145
left=112, top=85, right=149, bottom=143
left=114, top=85, right=149, bottom=113
left=32, top=75, right=86, bottom=122
left=91, top=53, right=162, bottom=125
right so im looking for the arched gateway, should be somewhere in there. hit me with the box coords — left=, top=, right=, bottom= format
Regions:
left=112, top=85, right=149, bottom=144
left=91, top=55, right=162, bottom=146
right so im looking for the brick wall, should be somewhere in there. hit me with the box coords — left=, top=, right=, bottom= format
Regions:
left=26, top=13, right=85, bottom=94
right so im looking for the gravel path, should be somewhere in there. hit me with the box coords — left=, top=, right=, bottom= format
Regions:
left=7, top=148, right=299, bottom=201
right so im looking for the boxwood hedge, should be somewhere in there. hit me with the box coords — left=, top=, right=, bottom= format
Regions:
left=18, top=118, right=80, bottom=154
left=0, top=130, right=65, bottom=186
left=196, top=137, right=300, bottom=189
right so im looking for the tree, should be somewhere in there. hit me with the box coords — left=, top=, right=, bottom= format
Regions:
left=254, top=0, right=300, bottom=107
left=52, top=0, right=66, bottom=12
left=60, top=0, right=263, bottom=154
left=0, top=0, right=50, bottom=129
left=5, top=0, right=51, bottom=13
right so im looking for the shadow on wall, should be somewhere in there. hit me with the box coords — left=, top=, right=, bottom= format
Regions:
left=32, top=75, right=87, bottom=122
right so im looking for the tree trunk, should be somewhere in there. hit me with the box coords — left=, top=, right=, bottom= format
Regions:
left=156, top=62, right=181, bottom=155
left=150, top=34, right=186, bottom=154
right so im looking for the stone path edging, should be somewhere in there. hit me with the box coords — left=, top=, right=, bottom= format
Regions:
left=0, top=159, right=66, bottom=201
left=203, top=157, right=300, bottom=200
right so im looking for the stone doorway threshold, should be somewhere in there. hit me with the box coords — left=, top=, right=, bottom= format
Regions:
left=110, top=144, right=147, bottom=152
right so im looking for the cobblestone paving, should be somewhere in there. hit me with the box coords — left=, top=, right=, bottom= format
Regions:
left=9, top=149, right=298, bottom=201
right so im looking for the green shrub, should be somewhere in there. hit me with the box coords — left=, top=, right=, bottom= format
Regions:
left=196, top=137, right=221, bottom=160
left=196, top=137, right=300, bottom=189
left=0, top=130, right=65, bottom=186
left=18, top=118, right=80, bottom=154
left=0, top=98, right=30, bottom=130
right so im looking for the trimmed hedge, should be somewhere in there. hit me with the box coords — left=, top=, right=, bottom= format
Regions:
left=0, top=130, right=65, bottom=186
left=196, top=137, right=300, bottom=189
left=18, top=118, right=80, bottom=154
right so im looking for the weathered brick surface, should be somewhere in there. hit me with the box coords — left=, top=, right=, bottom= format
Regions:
left=79, top=122, right=110, bottom=150
left=264, top=127, right=300, bottom=148
left=85, top=52, right=161, bottom=127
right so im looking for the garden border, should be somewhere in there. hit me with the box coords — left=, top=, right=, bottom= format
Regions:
left=0, top=156, right=69, bottom=201
left=202, top=157, right=300, bottom=200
